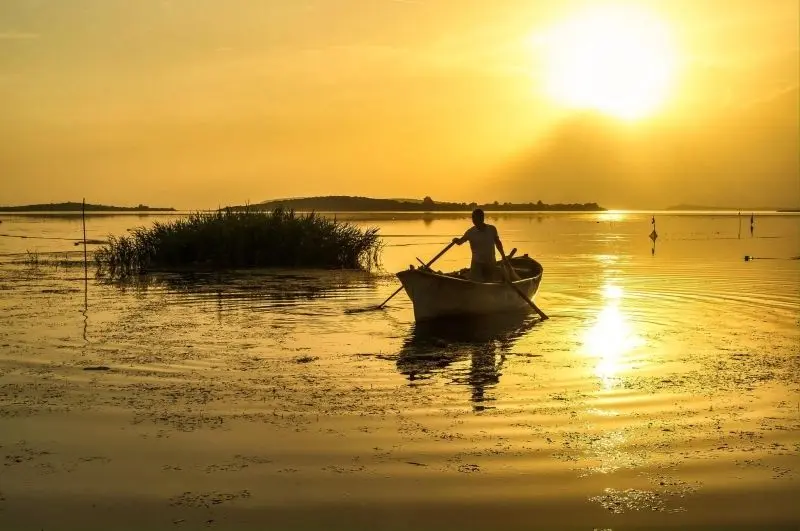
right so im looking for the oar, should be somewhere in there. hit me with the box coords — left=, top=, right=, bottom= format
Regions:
left=502, top=256, right=548, bottom=320
left=349, top=241, right=456, bottom=313
left=501, top=249, right=520, bottom=281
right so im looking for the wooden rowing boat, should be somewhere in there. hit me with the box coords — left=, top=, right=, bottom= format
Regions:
left=396, top=254, right=543, bottom=321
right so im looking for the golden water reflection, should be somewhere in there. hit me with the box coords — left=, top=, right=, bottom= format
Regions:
left=597, top=210, right=628, bottom=223
left=580, top=284, right=646, bottom=476
left=583, top=283, right=644, bottom=388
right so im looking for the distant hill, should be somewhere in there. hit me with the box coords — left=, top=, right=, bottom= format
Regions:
left=666, top=204, right=799, bottom=212
left=0, top=202, right=176, bottom=212
left=244, top=196, right=605, bottom=212
left=388, top=198, right=424, bottom=204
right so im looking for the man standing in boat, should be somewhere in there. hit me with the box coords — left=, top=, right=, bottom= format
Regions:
left=452, top=208, right=510, bottom=282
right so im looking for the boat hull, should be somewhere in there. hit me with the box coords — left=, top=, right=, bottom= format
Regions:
left=396, top=257, right=543, bottom=321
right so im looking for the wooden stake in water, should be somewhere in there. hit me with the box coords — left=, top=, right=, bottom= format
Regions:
left=82, top=198, right=88, bottom=309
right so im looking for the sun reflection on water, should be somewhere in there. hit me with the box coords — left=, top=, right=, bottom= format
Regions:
left=597, top=210, right=628, bottom=223
left=583, top=283, right=644, bottom=388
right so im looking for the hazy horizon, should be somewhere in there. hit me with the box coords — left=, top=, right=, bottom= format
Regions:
left=2, top=0, right=798, bottom=210
left=2, top=194, right=799, bottom=212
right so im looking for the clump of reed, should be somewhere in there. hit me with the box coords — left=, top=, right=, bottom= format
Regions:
left=95, top=208, right=381, bottom=277
left=20, top=250, right=75, bottom=269
left=23, top=250, right=40, bottom=267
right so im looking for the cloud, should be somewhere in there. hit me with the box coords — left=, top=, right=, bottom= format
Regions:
left=0, top=32, right=40, bottom=40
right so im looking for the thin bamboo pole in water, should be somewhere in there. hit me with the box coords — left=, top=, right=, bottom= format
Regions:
left=82, top=198, right=88, bottom=309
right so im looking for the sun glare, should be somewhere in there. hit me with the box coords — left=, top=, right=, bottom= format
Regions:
left=535, top=6, right=677, bottom=120
left=583, top=283, right=643, bottom=388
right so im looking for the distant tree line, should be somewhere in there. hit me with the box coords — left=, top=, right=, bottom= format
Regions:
left=0, top=202, right=176, bottom=212
left=245, top=196, right=605, bottom=212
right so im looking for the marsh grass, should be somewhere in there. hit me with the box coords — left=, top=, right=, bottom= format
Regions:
left=20, top=250, right=76, bottom=269
left=95, top=208, right=381, bottom=277
left=23, top=250, right=40, bottom=267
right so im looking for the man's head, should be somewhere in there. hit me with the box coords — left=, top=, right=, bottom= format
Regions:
left=471, top=208, right=485, bottom=226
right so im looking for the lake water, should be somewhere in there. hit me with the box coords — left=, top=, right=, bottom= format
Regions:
left=1, top=211, right=798, bottom=530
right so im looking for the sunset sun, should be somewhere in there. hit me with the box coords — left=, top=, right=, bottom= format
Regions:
left=536, top=6, right=678, bottom=120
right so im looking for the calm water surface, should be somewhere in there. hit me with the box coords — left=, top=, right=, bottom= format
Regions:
left=0, top=211, right=798, bottom=530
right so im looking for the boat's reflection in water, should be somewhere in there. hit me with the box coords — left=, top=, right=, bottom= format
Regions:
left=397, top=311, right=538, bottom=410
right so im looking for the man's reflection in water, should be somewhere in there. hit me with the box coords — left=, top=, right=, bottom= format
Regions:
left=396, top=312, right=536, bottom=410
left=465, top=345, right=504, bottom=410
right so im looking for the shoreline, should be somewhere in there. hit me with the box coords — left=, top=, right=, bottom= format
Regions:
left=2, top=208, right=799, bottom=216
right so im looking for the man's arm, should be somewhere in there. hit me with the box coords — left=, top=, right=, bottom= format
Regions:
left=452, top=229, right=470, bottom=245
left=494, top=227, right=507, bottom=259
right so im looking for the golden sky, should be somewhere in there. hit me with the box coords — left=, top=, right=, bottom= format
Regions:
left=1, top=0, right=798, bottom=209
